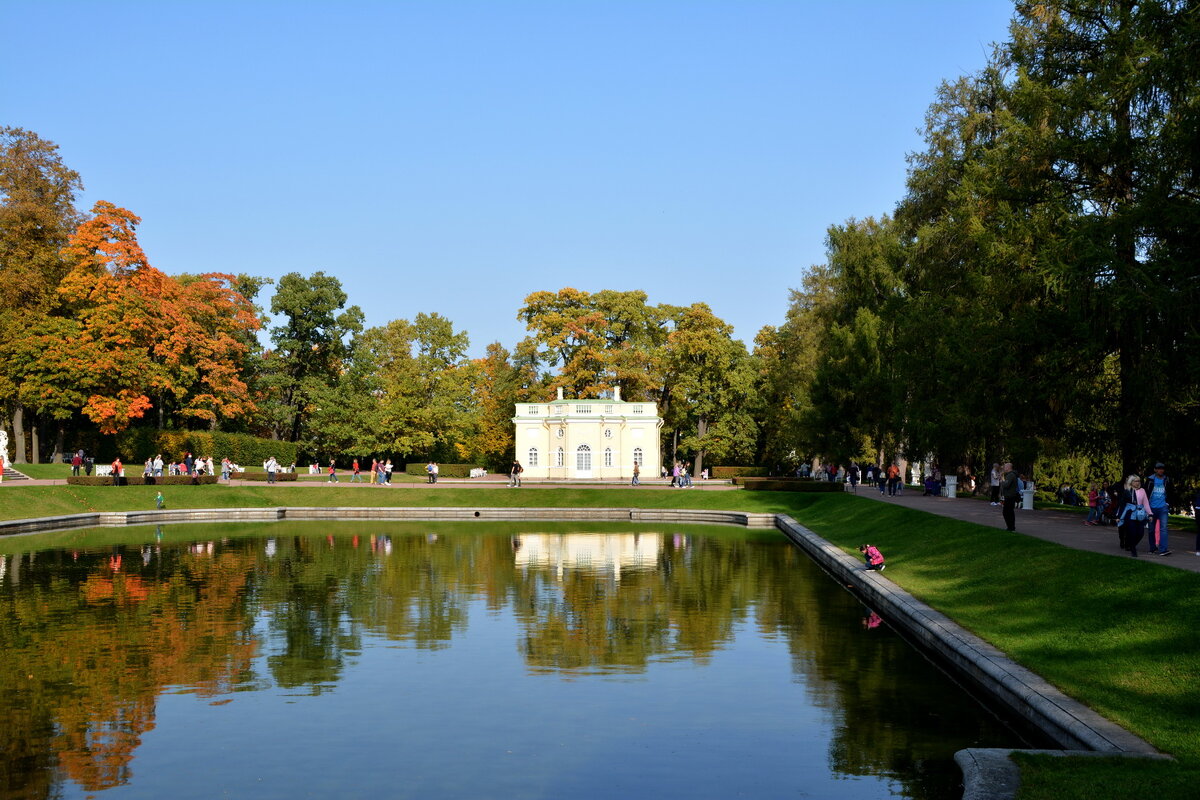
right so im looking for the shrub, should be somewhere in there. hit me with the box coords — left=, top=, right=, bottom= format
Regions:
left=115, top=430, right=299, bottom=468
left=739, top=477, right=844, bottom=492
left=67, top=476, right=220, bottom=486
left=236, top=472, right=298, bottom=482
left=403, top=463, right=480, bottom=478
left=709, top=466, right=768, bottom=479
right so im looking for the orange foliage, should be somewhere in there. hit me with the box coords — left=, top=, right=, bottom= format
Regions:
left=47, top=201, right=260, bottom=432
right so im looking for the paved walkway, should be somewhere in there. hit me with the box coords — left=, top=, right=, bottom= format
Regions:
left=855, top=487, right=1200, bottom=572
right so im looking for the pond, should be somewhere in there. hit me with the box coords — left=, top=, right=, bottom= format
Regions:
left=0, top=521, right=1028, bottom=799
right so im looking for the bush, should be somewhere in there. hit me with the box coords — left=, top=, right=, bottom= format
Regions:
left=740, top=478, right=844, bottom=492
left=710, top=466, right=768, bottom=479
left=403, top=463, right=480, bottom=478
left=67, top=476, right=220, bottom=486
left=115, top=430, right=299, bottom=467
left=236, top=472, right=298, bottom=482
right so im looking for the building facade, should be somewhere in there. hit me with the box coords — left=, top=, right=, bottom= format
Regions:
left=512, top=388, right=662, bottom=480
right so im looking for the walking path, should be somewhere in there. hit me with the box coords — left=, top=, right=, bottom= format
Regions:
left=856, top=486, right=1200, bottom=573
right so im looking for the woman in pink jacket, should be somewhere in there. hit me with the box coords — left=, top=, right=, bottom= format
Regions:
left=1119, top=474, right=1153, bottom=557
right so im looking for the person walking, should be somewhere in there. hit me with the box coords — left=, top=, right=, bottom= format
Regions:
left=384, top=459, right=393, bottom=485
left=632, top=461, right=640, bottom=487
left=71, top=451, right=83, bottom=476
left=153, top=453, right=164, bottom=477
left=328, top=461, right=339, bottom=483
left=1119, top=474, right=1153, bottom=557
left=1084, top=482, right=1102, bottom=526
left=509, top=460, right=523, bottom=488
left=1000, top=462, right=1020, bottom=532
left=1144, top=462, right=1173, bottom=556
left=886, top=463, right=900, bottom=496
left=352, top=458, right=362, bottom=482
left=266, top=456, right=278, bottom=484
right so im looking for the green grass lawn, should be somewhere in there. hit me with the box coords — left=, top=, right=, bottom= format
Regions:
left=1, top=485, right=1195, bottom=798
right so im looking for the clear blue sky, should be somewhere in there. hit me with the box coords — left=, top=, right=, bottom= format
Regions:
left=3, top=1, right=1014, bottom=357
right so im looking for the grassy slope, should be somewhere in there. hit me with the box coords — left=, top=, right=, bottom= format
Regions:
left=1, top=485, right=1195, bottom=797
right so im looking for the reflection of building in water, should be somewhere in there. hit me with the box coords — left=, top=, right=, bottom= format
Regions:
left=514, top=533, right=662, bottom=581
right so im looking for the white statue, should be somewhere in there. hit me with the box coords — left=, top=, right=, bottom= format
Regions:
left=0, top=429, right=9, bottom=469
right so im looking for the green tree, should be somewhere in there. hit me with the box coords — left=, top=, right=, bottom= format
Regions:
left=662, top=303, right=757, bottom=475
left=0, top=128, right=83, bottom=462
left=362, top=313, right=473, bottom=461
left=262, top=272, right=364, bottom=443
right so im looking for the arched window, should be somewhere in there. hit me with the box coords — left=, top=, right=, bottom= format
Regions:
left=527, top=448, right=538, bottom=467
left=576, top=444, right=592, bottom=471
left=604, top=447, right=613, bottom=467
left=555, top=447, right=564, bottom=467
left=633, top=447, right=643, bottom=465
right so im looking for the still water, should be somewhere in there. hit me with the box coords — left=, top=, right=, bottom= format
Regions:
left=0, top=521, right=1026, bottom=799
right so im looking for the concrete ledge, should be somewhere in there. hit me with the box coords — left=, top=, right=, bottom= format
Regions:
left=0, top=506, right=765, bottom=538
left=774, top=515, right=1158, bottom=755
left=955, top=748, right=1172, bottom=800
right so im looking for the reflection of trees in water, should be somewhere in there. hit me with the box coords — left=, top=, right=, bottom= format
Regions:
left=0, top=529, right=1017, bottom=799
left=0, top=546, right=259, bottom=799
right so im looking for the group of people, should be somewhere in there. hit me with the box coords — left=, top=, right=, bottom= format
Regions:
left=667, top=461, right=694, bottom=487
left=1111, top=463, right=1196, bottom=557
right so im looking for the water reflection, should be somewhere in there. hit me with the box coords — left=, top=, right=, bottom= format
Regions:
left=0, top=523, right=1025, bottom=799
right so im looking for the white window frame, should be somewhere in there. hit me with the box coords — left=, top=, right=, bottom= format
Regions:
left=604, top=447, right=613, bottom=467
left=633, top=447, right=643, bottom=465
left=576, top=444, right=592, bottom=471
left=528, top=448, right=538, bottom=467
left=555, top=447, right=564, bottom=467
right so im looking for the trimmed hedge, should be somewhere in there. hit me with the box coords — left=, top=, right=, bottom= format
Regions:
left=236, top=472, right=299, bottom=482
left=739, top=477, right=844, bottom=492
left=404, top=463, right=481, bottom=479
left=115, top=429, right=299, bottom=467
left=709, top=466, right=768, bottom=479
left=67, top=476, right=220, bottom=487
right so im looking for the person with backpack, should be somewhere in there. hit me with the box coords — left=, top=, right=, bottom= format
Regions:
left=1119, top=474, right=1153, bottom=557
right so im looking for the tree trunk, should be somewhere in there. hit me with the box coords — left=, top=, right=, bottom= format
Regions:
left=694, top=416, right=708, bottom=477
left=30, top=420, right=40, bottom=464
left=1114, top=90, right=1139, bottom=478
left=11, top=404, right=27, bottom=463
left=51, top=423, right=65, bottom=463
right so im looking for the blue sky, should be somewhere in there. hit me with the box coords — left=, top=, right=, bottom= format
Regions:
left=2, top=1, right=1014, bottom=356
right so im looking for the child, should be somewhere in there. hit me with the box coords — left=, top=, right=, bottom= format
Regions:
left=155, top=491, right=165, bottom=509
left=858, top=544, right=886, bottom=571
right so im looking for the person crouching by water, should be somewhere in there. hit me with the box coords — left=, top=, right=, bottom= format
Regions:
left=858, top=544, right=886, bottom=571
left=1118, top=474, right=1153, bottom=557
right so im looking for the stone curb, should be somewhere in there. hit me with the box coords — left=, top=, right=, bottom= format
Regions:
left=0, top=507, right=779, bottom=538
left=773, top=514, right=1158, bottom=755
left=955, top=748, right=1172, bottom=800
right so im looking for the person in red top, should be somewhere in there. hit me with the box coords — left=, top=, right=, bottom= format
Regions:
left=328, top=461, right=339, bottom=483
left=352, top=458, right=362, bottom=482
left=885, top=464, right=900, bottom=496
left=858, top=544, right=886, bottom=571
left=111, top=458, right=123, bottom=486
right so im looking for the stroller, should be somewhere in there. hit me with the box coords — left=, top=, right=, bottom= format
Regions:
left=1098, top=491, right=1120, bottom=526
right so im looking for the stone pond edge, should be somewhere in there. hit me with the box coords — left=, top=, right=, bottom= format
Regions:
left=0, top=506, right=1166, bottom=798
